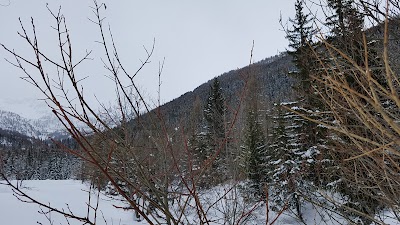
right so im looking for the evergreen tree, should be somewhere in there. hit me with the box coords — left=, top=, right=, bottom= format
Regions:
left=325, top=0, right=365, bottom=87
left=286, top=0, right=324, bottom=163
left=204, top=78, right=226, bottom=146
left=285, top=0, right=328, bottom=187
left=286, top=0, right=316, bottom=99
left=240, top=76, right=266, bottom=195
left=264, top=107, right=287, bottom=186
left=266, top=103, right=316, bottom=221
left=187, top=96, right=208, bottom=172
left=203, top=78, right=227, bottom=184
left=326, top=0, right=364, bottom=40
left=289, top=2, right=383, bottom=223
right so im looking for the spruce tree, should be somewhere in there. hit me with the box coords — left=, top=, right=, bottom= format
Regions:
left=286, top=0, right=316, bottom=99
left=203, top=78, right=227, bottom=183
left=326, top=0, right=364, bottom=39
left=286, top=0, right=327, bottom=184
left=266, top=103, right=316, bottom=222
left=264, top=105, right=288, bottom=186
left=204, top=78, right=226, bottom=145
left=324, top=2, right=383, bottom=222
left=285, top=0, right=325, bottom=186
left=286, top=0, right=324, bottom=155
left=240, top=75, right=266, bottom=195
left=188, top=96, right=207, bottom=168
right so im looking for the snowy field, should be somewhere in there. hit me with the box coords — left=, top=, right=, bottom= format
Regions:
left=0, top=180, right=399, bottom=225
left=0, top=180, right=139, bottom=225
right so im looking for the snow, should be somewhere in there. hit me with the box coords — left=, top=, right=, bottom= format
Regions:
left=0, top=180, right=139, bottom=225
left=0, top=180, right=399, bottom=225
left=301, top=147, right=319, bottom=158
left=0, top=138, right=12, bottom=147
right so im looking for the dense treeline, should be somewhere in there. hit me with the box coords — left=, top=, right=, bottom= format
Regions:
left=0, top=129, right=80, bottom=180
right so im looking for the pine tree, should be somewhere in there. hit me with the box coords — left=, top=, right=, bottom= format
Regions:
left=264, top=106, right=287, bottom=186
left=203, top=78, right=227, bottom=184
left=326, top=0, right=363, bottom=39
left=204, top=78, right=226, bottom=146
left=286, top=0, right=329, bottom=187
left=295, top=2, right=383, bottom=223
left=286, top=0, right=324, bottom=160
left=266, top=104, right=312, bottom=221
left=243, top=110, right=266, bottom=188
left=286, top=0, right=316, bottom=99
left=324, top=3, right=383, bottom=222
left=240, top=76, right=266, bottom=195
left=188, top=96, right=207, bottom=167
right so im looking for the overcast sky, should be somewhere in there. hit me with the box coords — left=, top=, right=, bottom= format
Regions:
left=0, top=0, right=295, bottom=119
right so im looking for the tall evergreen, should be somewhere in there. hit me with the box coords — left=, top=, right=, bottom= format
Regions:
left=203, top=78, right=227, bottom=183
left=265, top=106, right=289, bottom=185
left=326, top=0, right=364, bottom=39
left=324, top=2, right=383, bottom=223
left=204, top=78, right=226, bottom=149
left=243, top=110, right=265, bottom=190
left=240, top=75, right=266, bottom=195
left=270, top=0, right=330, bottom=203
left=187, top=96, right=207, bottom=172
left=326, top=0, right=365, bottom=86
left=286, top=0, right=324, bottom=155
left=286, top=0, right=327, bottom=162
left=285, top=0, right=325, bottom=182
left=286, top=0, right=316, bottom=101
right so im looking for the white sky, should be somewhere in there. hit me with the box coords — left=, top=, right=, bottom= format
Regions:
left=0, top=0, right=295, bottom=119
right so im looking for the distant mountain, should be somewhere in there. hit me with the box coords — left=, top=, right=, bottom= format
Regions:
left=0, top=110, right=41, bottom=138
left=0, top=127, right=34, bottom=149
left=31, top=114, right=72, bottom=140
left=0, top=109, right=69, bottom=140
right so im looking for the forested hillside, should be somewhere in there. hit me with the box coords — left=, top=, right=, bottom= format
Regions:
left=141, top=53, right=295, bottom=125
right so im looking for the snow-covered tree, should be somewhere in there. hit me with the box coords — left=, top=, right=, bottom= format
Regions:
left=266, top=103, right=322, bottom=221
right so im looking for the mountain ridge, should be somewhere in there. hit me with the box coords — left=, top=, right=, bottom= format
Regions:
left=153, top=53, right=295, bottom=125
left=0, top=109, right=69, bottom=140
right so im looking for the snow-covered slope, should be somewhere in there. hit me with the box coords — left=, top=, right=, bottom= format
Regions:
left=31, top=114, right=71, bottom=139
left=0, top=109, right=41, bottom=138
left=0, top=109, right=68, bottom=140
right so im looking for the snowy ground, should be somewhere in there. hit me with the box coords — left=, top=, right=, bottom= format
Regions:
left=0, top=180, right=398, bottom=225
left=0, top=180, right=141, bottom=225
